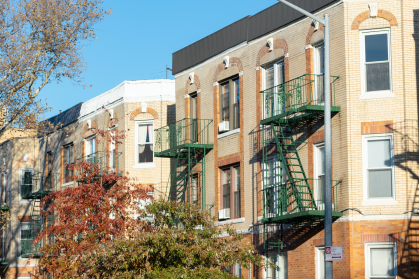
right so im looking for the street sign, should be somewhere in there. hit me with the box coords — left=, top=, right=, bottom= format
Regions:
left=325, top=246, right=343, bottom=261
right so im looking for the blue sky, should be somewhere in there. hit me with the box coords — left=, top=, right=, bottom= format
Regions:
left=41, top=0, right=276, bottom=118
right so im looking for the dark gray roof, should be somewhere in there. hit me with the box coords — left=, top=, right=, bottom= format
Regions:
left=39, top=102, right=83, bottom=136
left=172, top=0, right=338, bottom=75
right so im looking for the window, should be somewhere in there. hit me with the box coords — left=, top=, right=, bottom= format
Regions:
left=234, top=166, right=240, bottom=218
left=20, top=222, right=31, bottom=256
left=365, top=242, right=397, bottom=278
left=19, top=169, right=33, bottom=198
left=363, top=134, right=394, bottom=200
left=109, top=129, right=116, bottom=169
left=191, top=175, right=199, bottom=204
left=1, top=174, right=5, bottom=205
left=360, top=29, right=392, bottom=94
left=316, top=247, right=325, bottom=279
left=189, top=93, right=198, bottom=143
left=264, top=155, right=286, bottom=217
left=136, top=121, right=154, bottom=166
left=85, top=136, right=97, bottom=164
left=222, top=169, right=231, bottom=211
left=265, top=253, right=288, bottom=279
left=315, top=144, right=325, bottom=208
left=219, top=77, right=240, bottom=131
left=234, top=263, right=241, bottom=278
left=263, top=60, right=285, bottom=119
left=63, top=145, right=74, bottom=184
left=314, top=43, right=325, bottom=104
left=222, top=264, right=241, bottom=277
left=220, top=165, right=241, bottom=219
left=0, top=228, right=5, bottom=259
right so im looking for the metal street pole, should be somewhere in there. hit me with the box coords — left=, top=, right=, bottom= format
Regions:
left=277, top=1, right=333, bottom=278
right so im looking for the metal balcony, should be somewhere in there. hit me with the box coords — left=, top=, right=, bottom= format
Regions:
left=261, top=179, right=342, bottom=224
left=21, top=172, right=60, bottom=200
left=155, top=118, right=213, bottom=158
left=77, top=151, right=122, bottom=173
left=260, top=74, right=340, bottom=126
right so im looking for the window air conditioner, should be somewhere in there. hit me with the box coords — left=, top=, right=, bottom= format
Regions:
left=218, top=208, right=230, bottom=220
left=218, top=121, right=230, bottom=133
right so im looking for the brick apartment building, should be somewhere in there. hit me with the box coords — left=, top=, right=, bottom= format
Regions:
left=159, top=0, right=419, bottom=278
left=0, top=79, right=175, bottom=278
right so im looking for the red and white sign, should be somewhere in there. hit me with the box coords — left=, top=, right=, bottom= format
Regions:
left=325, top=246, right=343, bottom=261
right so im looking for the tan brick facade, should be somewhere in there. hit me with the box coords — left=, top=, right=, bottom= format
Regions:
left=173, top=0, right=419, bottom=278
left=0, top=80, right=175, bottom=278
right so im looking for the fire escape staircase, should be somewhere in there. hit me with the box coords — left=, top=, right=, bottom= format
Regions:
left=21, top=173, right=59, bottom=258
left=155, top=118, right=213, bottom=211
left=260, top=74, right=342, bottom=253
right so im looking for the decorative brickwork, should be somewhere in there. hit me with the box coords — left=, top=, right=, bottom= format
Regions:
left=212, top=57, right=243, bottom=82
left=15, top=157, right=35, bottom=168
left=255, top=39, right=289, bottom=67
left=361, top=233, right=401, bottom=242
left=129, top=107, right=159, bottom=121
left=18, top=216, right=31, bottom=222
left=313, top=129, right=325, bottom=144
left=361, top=121, right=393, bottom=134
left=217, top=153, right=240, bottom=167
left=351, top=10, right=398, bottom=30
left=306, top=24, right=325, bottom=45
left=82, top=120, right=98, bottom=138
left=185, top=74, right=201, bottom=94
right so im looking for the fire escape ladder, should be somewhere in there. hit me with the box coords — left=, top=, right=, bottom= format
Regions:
left=271, top=122, right=317, bottom=212
left=170, top=152, right=189, bottom=203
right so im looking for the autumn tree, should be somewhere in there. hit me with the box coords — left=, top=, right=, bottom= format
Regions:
left=0, top=0, right=109, bottom=136
left=82, top=199, right=266, bottom=278
left=33, top=159, right=154, bottom=278
left=31, top=121, right=267, bottom=278
left=33, top=161, right=266, bottom=278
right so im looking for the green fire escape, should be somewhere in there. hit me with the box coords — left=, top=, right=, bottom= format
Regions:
left=260, top=74, right=342, bottom=253
left=155, top=118, right=213, bottom=210
left=20, top=172, right=60, bottom=258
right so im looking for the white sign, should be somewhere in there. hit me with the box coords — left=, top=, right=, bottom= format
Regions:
left=325, top=246, right=343, bottom=261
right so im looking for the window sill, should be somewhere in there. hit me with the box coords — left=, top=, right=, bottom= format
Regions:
left=216, top=217, right=245, bottom=226
left=361, top=200, right=397, bottom=206
left=359, top=92, right=394, bottom=100
left=62, top=181, right=74, bottom=187
left=217, top=128, right=240, bottom=139
left=133, top=163, right=155, bottom=169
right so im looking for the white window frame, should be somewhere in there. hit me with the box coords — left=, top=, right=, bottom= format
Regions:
left=316, top=247, right=325, bottom=279
left=314, top=143, right=325, bottom=208
left=109, top=128, right=116, bottom=170
left=262, top=59, right=285, bottom=118
left=18, top=222, right=31, bottom=258
left=18, top=168, right=33, bottom=204
left=264, top=155, right=286, bottom=218
left=84, top=135, right=97, bottom=157
left=133, top=120, right=155, bottom=169
left=365, top=242, right=397, bottom=279
left=264, top=252, right=288, bottom=279
left=362, top=133, right=395, bottom=202
left=313, top=42, right=325, bottom=105
left=360, top=28, right=392, bottom=96
left=62, top=143, right=74, bottom=185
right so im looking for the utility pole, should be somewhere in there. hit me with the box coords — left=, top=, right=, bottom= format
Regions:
left=277, top=1, right=333, bottom=278
left=166, top=65, right=172, bottom=79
